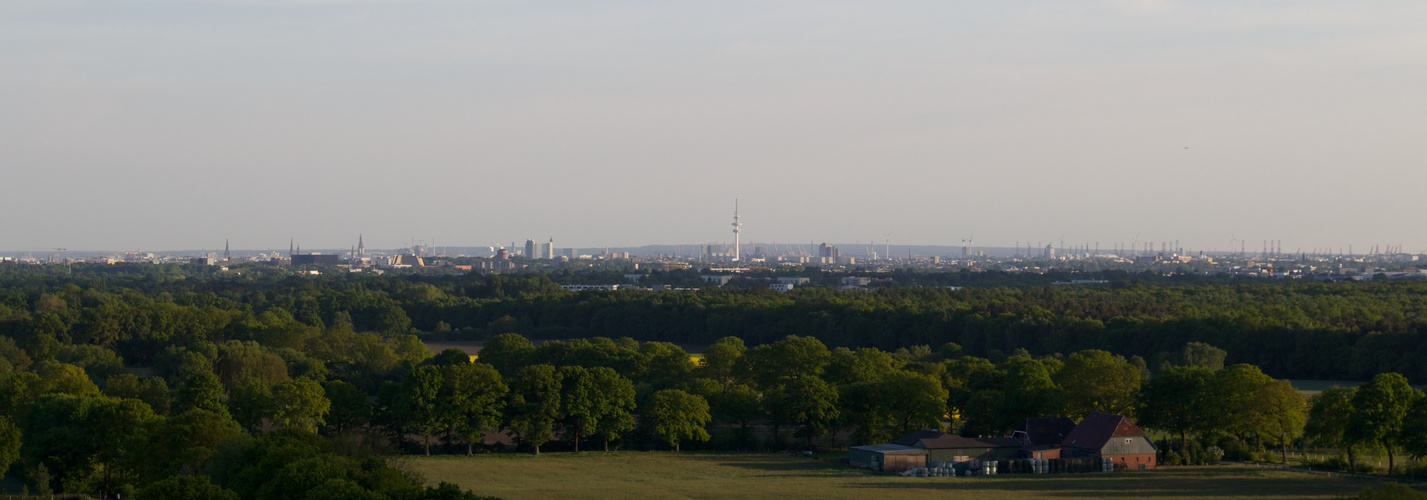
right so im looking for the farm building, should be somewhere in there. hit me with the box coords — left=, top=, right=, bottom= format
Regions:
left=1059, top=412, right=1158, bottom=470
left=848, top=443, right=929, bottom=473
left=890, top=430, right=1023, bottom=463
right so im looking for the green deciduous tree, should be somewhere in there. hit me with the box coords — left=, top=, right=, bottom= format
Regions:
left=1058, top=350, right=1141, bottom=419
left=504, top=364, right=562, bottom=455
left=589, top=367, right=635, bottom=452
left=323, top=380, right=371, bottom=435
left=269, top=377, right=330, bottom=432
left=882, top=370, right=950, bottom=437
left=1306, top=385, right=1360, bottom=470
left=228, top=377, right=271, bottom=433
left=447, top=363, right=507, bottom=455
left=0, top=415, right=19, bottom=478
left=1253, top=380, right=1306, bottom=465
left=1402, top=392, right=1427, bottom=462
left=558, top=366, right=597, bottom=452
left=1210, top=364, right=1274, bottom=449
left=699, top=337, right=745, bottom=390
left=766, top=376, right=839, bottom=446
left=644, top=389, right=711, bottom=452
left=480, top=334, right=535, bottom=376
left=137, top=475, right=239, bottom=500
left=1349, top=372, right=1419, bottom=474
left=997, top=356, right=1063, bottom=432
left=138, top=408, right=240, bottom=482
left=398, top=365, right=446, bottom=455
left=172, top=371, right=228, bottom=418
left=1138, top=365, right=1213, bottom=451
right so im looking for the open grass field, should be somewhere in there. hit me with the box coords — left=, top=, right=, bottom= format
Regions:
left=410, top=452, right=1393, bottom=500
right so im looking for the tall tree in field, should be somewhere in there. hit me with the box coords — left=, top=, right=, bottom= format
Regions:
left=1402, top=391, right=1427, bottom=462
left=1305, top=386, right=1360, bottom=470
left=399, top=365, right=446, bottom=455
left=447, top=363, right=507, bottom=455
left=1252, top=380, right=1307, bottom=465
left=505, top=364, right=562, bottom=455
left=589, top=367, right=635, bottom=452
left=558, top=366, right=597, bottom=452
left=644, top=389, right=711, bottom=452
left=1348, top=372, right=1418, bottom=474
left=1057, top=350, right=1142, bottom=419
left=1138, top=365, right=1213, bottom=452
left=1210, top=364, right=1273, bottom=447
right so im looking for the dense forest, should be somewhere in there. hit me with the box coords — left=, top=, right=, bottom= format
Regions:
left=0, top=263, right=1422, bottom=382
left=1, top=262, right=1426, bottom=497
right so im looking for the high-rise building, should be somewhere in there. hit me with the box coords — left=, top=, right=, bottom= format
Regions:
left=533, top=239, right=555, bottom=259
left=524, top=239, right=536, bottom=259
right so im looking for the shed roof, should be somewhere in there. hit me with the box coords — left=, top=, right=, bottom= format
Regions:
left=891, top=431, right=1022, bottom=450
left=1015, top=416, right=1078, bottom=446
left=1060, top=412, right=1150, bottom=451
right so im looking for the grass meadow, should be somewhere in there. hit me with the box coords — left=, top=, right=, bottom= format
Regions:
left=409, top=452, right=1393, bottom=500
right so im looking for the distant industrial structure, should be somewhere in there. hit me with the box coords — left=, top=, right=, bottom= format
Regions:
left=731, top=200, right=742, bottom=262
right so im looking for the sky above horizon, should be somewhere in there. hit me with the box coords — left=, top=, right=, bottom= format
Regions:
left=3, top=1, right=1426, bottom=253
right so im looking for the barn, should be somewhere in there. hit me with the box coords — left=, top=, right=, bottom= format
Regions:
left=848, top=443, right=927, bottom=472
left=1060, top=412, right=1158, bottom=470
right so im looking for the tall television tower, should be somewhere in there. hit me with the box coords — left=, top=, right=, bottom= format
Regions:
left=731, top=200, right=742, bottom=262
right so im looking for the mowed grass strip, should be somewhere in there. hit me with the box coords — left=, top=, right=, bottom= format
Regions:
left=410, top=452, right=1378, bottom=500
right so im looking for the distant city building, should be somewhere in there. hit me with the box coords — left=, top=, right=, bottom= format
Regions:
left=560, top=284, right=621, bottom=291
left=777, top=277, right=811, bottom=285
left=190, top=256, right=215, bottom=266
left=390, top=255, right=424, bottom=267
left=476, top=259, right=523, bottom=271
left=769, top=283, right=795, bottom=292
left=533, top=240, right=553, bottom=260
left=292, top=254, right=340, bottom=266
left=701, top=275, right=734, bottom=286
left=841, top=276, right=871, bottom=287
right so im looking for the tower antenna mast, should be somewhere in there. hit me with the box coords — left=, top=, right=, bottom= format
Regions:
left=731, top=200, right=742, bottom=262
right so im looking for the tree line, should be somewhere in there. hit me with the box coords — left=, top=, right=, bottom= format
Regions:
left=0, top=263, right=1425, bottom=384
left=5, top=320, right=1425, bottom=498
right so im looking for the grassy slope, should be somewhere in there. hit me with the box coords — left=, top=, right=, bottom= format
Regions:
left=410, top=452, right=1381, bottom=500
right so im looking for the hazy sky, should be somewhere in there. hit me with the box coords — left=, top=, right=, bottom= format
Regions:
left=3, top=1, right=1426, bottom=252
